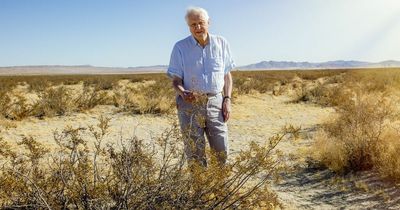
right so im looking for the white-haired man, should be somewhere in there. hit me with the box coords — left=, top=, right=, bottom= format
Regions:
left=167, top=7, right=235, bottom=166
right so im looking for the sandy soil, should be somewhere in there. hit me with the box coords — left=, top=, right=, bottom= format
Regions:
left=1, top=92, right=399, bottom=209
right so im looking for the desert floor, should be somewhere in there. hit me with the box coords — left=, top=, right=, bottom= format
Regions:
left=1, top=92, right=399, bottom=209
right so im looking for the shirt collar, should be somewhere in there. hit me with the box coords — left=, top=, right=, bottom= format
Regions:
left=190, top=33, right=212, bottom=47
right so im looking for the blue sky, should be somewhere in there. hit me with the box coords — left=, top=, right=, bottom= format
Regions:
left=1, top=0, right=400, bottom=67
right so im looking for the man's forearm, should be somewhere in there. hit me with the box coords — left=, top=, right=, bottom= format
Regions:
left=223, top=72, right=233, bottom=97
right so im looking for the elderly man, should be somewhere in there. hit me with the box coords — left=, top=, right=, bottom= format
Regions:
left=167, top=7, right=235, bottom=166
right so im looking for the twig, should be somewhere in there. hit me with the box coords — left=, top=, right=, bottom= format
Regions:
left=10, top=169, right=53, bottom=210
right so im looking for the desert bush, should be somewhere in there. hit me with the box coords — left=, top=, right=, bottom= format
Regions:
left=0, top=117, right=299, bottom=209
left=113, top=87, right=135, bottom=111
left=0, top=70, right=355, bottom=120
left=292, top=83, right=319, bottom=103
left=232, top=70, right=346, bottom=95
left=27, top=78, right=50, bottom=93
left=231, top=70, right=347, bottom=97
left=114, top=78, right=175, bottom=114
left=33, top=86, right=73, bottom=118
left=0, top=91, right=12, bottom=119
left=0, top=77, right=18, bottom=92
left=0, top=89, right=36, bottom=120
left=130, top=80, right=175, bottom=114
left=373, top=129, right=400, bottom=182
left=234, top=77, right=274, bottom=95
left=1, top=85, right=110, bottom=120
left=75, top=86, right=110, bottom=111
left=312, top=88, right=400, bottom=175
left=84, top=77, right=115, bottom=90
left=7, top=94, right=34, bottom=120
left=345, top=69, right=400, bottom=93
left=291, top=83, right=346, bottom=106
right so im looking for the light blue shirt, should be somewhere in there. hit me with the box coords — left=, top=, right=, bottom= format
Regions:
left=167, top=34, right=235, bottom=94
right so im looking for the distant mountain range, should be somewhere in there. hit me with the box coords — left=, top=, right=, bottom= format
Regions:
left=1, top=60, right=399, bottom=75
left=238, top=60, right=400, bottom=70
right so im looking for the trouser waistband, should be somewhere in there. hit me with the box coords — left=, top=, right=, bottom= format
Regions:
left=205, top=92, right=222, bottom=97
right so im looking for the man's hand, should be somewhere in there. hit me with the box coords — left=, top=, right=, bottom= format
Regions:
left=222, top=98, right=231, bottom=122
left=182, top=90, right=196, bottom=103
left=172, top=76, right=196, bottom=103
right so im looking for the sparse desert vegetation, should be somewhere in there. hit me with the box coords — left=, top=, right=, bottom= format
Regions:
left=0, top=114, right=299, bottom=209
left=311, top=69, right=400, bottom=180
left=1, top=68, right=400, bottom=209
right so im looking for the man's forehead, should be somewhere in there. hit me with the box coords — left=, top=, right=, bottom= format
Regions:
left=187, top=14, right=207, bottom=22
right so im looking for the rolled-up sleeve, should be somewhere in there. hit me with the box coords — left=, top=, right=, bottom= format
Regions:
left=224, top=41, right=236, bottom=75
left=167, top=44, right=184, bottom=79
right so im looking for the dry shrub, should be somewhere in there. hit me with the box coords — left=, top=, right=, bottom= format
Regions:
left=345, top=69, right=400, bottom=93
left=129, top=80, right=175, bottom=114
left=311, top=131, right=348, bottom=172
left=114, top=79, right=175, bottom=114
left=112, top=87, right=135, bottom=111
left=0, top=91, right=12, bottom=118
left=84, top=77, right=115, bottom=90
left=33, top=86, right=73, bottom=118
left=75, top=86, right=110, bottom=111
left=291, top=83, right=321, bottom=103
left=0, top=70, right=350, bottom=120
left=291, top=83, right=346, bottom=106
left=0, top=117, right=299, bottom=209
left=232, top=70, right=345, bottom=96
left=0, top=91, right=34, bottom=120
left=62, top=78, right=82, bottom=85
left=289, top=73, right=348, bottom=106
left=0, top=77, right=17, bottom=92
left=312, top=88, right=400, bottom=176
left=1, top=74, right=169, bottom=120
left=1, top=85, right=110, bottom=120
left=28, top=78, right=50, bottom=93
left=373, top=129, right=400, bottom=181
left=234, top=77, right=274, bottom=95
left=7, top=94, right=34, bottom=120
left=0, top=91, right=33, bottom=120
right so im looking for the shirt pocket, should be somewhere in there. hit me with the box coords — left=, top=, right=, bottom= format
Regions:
left=207, top=57, right=224, bottom=73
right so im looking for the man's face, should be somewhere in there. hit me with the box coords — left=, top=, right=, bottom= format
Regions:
left=187, top=14, right=209, bottom=41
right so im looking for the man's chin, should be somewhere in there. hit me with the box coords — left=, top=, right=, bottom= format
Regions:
left=195, top=33, right=206, bottom=38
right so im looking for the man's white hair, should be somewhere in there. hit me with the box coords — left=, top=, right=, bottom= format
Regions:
left=185, top=7, right=209, bottom=22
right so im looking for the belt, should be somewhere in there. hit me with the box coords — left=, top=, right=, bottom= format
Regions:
left=193, top=92, right=221, bottom=104
left=206, top=92, right=222, bottom=97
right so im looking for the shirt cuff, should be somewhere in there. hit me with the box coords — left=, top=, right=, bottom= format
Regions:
left=224, top=64, right=235, bottom=75
left=167, top=70, right=182, bottom=79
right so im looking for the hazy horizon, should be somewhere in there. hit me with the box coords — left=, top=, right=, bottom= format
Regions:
left=2, top=59, right=400, bottom=69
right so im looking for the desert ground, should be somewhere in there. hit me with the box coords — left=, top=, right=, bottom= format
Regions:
left=1, top=69, right=400, bottom=209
